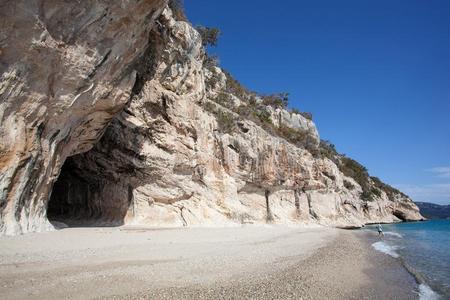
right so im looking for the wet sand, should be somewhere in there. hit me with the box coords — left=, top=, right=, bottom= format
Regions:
left=0, top=226, right=419, bottom=299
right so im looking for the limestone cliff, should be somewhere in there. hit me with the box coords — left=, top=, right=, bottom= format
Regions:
left=0, top=0, right=167, bottom=235
left=0, top=3, right=423, bottom=235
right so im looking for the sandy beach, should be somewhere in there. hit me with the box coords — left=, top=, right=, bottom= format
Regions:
left=0, top=226, right=419, bottom=299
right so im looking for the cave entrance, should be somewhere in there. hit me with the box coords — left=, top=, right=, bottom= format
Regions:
left=47, top=154, right=130, bottom=227
left=392, top=209, right=407, bottom=221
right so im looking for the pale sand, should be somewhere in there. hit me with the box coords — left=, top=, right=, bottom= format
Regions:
left=0, top=226, right=418, bottom=299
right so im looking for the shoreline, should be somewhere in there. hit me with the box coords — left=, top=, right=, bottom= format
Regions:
left=0, top=226, right=421, bottom=299
left=358, top=230, right=424, bottom=298
left=363, top=224, right=445, bottom=299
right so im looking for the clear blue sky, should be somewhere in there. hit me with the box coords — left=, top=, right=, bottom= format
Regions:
left=185, top=0, right=450, bottom=205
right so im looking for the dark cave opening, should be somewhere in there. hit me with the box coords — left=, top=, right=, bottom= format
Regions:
left=47, top=112, right=145, bottom=228
left=47, top=157, right=100, bottom=226
left=392, top=209, right=407, bottom=221
left=47, top=155, right=130, bottom=227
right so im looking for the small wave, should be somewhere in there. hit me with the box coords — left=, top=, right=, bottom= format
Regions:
left=372, top=241, right=399, bottom=258
left=384, top=231, right=403, bottom=238
left=418, top=284, right=440, bottom=300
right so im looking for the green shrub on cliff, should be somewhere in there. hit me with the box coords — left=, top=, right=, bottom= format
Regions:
left=168, top=0, right=187, bottom=21
left=261, top=93, right=289, bottom=108
left=216, top=110, right=236, bottom=134
left=371, top=176, right=406, bottom=200
left=196, top=26, right=221, bottom=47
left=340, top=157, right=368, bottom=180
left=204, top=54, right=219, bottom=70
left=290, top=108, right=301, bottom=115
left=339, top=157, right=374, bottom=201
left=344, top=180, right=355, bottom=190
left=213, top=92, right=234, bottom=109
left=299, top=111, right=313, bottom=121
left=278, top=125, right=309, bottom=146
left=290, top=108, right=313, bottom=121
left=223, top=70, right=254, bottom=101
left=204, top=101, right=236, bottom=134
left=252, top=109, right=272, bottom=125
left=319, top=140, right=339, bottom=163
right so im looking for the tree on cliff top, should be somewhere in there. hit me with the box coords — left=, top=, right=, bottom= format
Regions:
left=196, top=26, right=221, bottom=47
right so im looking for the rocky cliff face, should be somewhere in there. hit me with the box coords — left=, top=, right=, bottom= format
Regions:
left=0, top=0, right=167, bottom=235
left=0, top=3, right=423, bottom=235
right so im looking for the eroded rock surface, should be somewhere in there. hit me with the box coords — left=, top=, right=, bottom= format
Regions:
left=0, top=0, right=167, bottom=235
left=47, top=8, right=423, bottom=229
left=0, top=3, right=423, bottom=235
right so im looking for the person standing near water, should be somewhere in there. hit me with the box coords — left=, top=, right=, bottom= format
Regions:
left=377, top=223, right=384, bottom=237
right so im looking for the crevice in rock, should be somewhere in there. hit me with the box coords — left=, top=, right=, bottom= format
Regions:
left=87, top=49, right=111, bottom=80
left=129, top=31, right=160, bottom=98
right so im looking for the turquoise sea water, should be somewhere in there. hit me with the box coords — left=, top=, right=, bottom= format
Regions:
left=368, top=220, right=450, bottom=299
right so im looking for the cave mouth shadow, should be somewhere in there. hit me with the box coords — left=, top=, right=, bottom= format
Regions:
left=47, top=155, right=130, bottom=228
left=46, top=107, right=148, bottom=229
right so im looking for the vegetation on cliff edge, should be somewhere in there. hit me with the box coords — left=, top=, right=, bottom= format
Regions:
left=319, top=140, right=407, bottom=202
left=181, top=2, right=406, bottom=204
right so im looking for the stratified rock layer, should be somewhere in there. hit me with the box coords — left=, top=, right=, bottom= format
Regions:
left=0, top=4, right=423, bottom=235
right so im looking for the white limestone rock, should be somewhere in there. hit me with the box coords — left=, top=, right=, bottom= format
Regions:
left=0, top=3, right=423, bottom=235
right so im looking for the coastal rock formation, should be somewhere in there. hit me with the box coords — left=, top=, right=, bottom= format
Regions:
left=0, top=3, right=423, bottom=235
left=0, top=0, right=167, bottom=235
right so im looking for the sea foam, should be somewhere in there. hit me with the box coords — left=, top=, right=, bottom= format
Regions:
left=418, top=284, right=440, bottom=300
left=371, top=241, right=399, bottom=258
left=384, top=231, right=403, bottom=238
